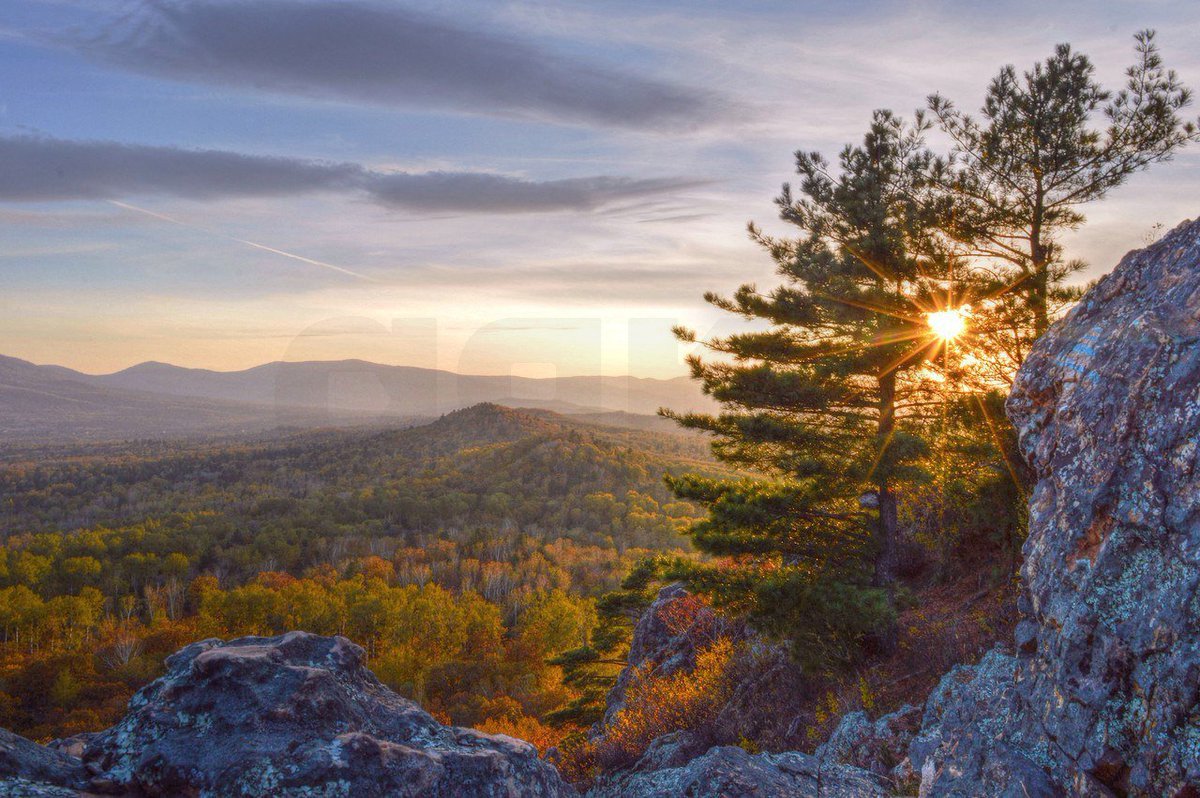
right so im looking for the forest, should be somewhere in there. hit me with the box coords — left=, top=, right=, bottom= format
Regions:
left=0, top=404, right=722, bottom=744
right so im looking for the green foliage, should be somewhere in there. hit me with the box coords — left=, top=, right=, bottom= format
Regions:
left=901, top=392, right=1030, bottom=577
left=546, top=555, right=668, bottom=728
left=663, top=111, right=963, bottom=666
left=929, top=29, right=1199, bottom=342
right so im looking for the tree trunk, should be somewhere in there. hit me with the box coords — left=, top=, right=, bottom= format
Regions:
left=1030, top=189, right=1050, bottom=335
left=872, top=372, right=900, bottom=653
left=873, top=373, right=899, bottom=591
left=1030, top=261, right=1050, bottom=335
left=875, top=486, right=899, bottom=592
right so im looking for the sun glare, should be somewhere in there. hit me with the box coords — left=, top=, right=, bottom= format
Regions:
left=927, top=307, right=969, bottom=340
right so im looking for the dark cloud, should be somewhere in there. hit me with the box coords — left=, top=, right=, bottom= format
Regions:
left=364, top=173, right=702, bottom=213
left=0, top=137, right=359, bottom=202
left=69, top=0, right=713, bottom=129
left=0, top=136, right=700, bottom=213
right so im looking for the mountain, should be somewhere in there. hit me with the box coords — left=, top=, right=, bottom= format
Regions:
left=0, top=354, right=379, bottom=443
left=0, top=354, right=713, bottom=442
left=0, top=401, right=719, bottom=547
left=83, top=358, right=713, bottom=417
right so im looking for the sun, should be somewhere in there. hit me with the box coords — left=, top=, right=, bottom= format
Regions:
left=927, top=307, right=969, bottom=340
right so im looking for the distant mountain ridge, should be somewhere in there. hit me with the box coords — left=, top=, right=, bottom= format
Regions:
left=85, top=358, right=711, bottom=417
left=0, top=354, right=361, bottom=443
left=0, top=354, right=712, bottom=442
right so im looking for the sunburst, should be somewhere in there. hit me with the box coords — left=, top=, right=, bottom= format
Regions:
left=927, top=306, right=970, bottom=340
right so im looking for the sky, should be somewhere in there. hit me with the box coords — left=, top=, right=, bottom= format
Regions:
left=0, top=0, right=1197, bottom=378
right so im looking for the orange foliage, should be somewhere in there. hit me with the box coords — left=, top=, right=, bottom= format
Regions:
left=476, top=713, right=566, bottom=752
left=594, top=637, right=737, bottom=769
left=656, top=593, right=716, bottom=643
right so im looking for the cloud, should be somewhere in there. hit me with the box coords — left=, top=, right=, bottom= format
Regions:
left=0, top=136, right=359, bottom=202
left=67, top=0, right=714, bottom=129
left=0, top=135, right=701, bottom=213
left=364, top=173, right=703, bottom=213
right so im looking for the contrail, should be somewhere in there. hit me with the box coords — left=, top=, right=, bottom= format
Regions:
left=107, top=200, right=375, bottom=281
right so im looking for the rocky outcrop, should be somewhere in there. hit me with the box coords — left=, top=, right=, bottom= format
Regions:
left=0, top=632, right=575, bottom=797
left=592, top=219, right=1200, bottom=797
left=901, top=218, right=1200, bottom=795
left=585, top=584, right=889, bottom=797
left=75, top=631, right=574, bottom=797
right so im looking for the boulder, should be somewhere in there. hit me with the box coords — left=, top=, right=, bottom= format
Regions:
left=0, top=728, right=86, bottom=795
left=82, top=631, right=575, bottom=797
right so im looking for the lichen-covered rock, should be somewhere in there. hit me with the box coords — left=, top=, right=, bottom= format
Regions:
left=1006, top=217, right=1200, bottom=794
left=894, top=647, right=1059, bottom=797
left=816, top=702, right=921, bottom=777
left=82, top=631, right=575, bottom=797
left=0, top=727, right=85, bottom=793
left=0, top=776, right=81, bottom=797
left=589, top=744, right=888, bottom=798
left=912, top=218, right=1200, bottom=795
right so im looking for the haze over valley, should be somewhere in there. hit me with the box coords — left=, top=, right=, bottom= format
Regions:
left=0, top=353, right=711, bottom=441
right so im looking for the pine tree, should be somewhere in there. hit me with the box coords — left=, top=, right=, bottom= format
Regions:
left=662, top=111, right=961, bottom=665
left=546, top=558, right=663, bottom=728
left=929, top=30, right=1198, bottom=340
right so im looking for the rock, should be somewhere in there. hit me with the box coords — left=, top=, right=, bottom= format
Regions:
left=0, top=777, right=81, bottom=797
left=589, top=745, right=888, bottom=798
left=586, top=585, right=881, bottom=796
left=595, top=584, right=718, bottom=732
left=910, top=217, right=1200, bottom=795
left=0, top=728, right=86, bottom=793
left=592, top=584, right=805, bottom=754
left=893, top=647, right=1059, bottom=797
left=816, top=703, right=921, bottom=777
left=1012, top=619, right=1038, bottom=655
left=615, top=730, right=712, bottom=776
left=82, top=631, right=575, bottom=797
left=45, top=733, right=96, bottom=760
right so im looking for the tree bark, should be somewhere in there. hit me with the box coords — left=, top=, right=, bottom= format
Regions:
left=1030, top=188, right=1050, bottom=335
left=872, top=372, right=900, bottom=654
left=873, top=372, right=899, bottom=592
